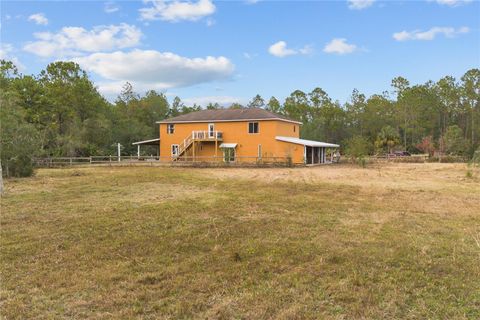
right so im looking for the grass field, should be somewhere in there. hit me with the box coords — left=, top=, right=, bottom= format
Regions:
left=1, top=163, right=479, bottom=319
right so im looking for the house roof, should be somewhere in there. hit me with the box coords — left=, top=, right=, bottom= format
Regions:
left=276, top=136, right=340, bottom=148
left=157, top=108, right=302, bottom=124
left=132, top=138, right=160, bottom=145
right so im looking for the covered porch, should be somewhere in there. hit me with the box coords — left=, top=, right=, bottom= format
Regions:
left=276, top=136, right=340, bottom=165
left=132, top=138, right=160, bottom=158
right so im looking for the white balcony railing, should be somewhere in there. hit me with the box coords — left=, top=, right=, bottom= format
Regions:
left=191, top=130, right=223, bottom=140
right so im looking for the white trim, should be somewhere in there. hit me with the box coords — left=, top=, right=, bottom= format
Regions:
left=248, top=121, right=259, bottom=134
left=167, top=123, right=175, bottom=134
left=276, top=136, right=340, bottom=148
left=219, top=143, right=238, bottom=148
left=208, top=123, right=215, bottom=138
left=171, top=144, right=179, bottom=156
left=132, top=138, right=160, bottom=145
left=157, top=118, right=302, bottom=125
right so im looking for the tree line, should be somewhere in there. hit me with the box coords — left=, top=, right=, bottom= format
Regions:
left=1, top=59, right=479, bottom=176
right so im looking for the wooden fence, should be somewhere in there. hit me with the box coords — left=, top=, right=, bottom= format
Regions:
left=33, top=155, right=295, bottom=168
left=367, top=154, right=429, bottom=162
left=341, top=154, right=468, bottom=164
left=35, top=154, right=465, bottom=168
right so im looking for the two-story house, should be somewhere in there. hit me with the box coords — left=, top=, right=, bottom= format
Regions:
left=150, top=108, right=339, bottom=165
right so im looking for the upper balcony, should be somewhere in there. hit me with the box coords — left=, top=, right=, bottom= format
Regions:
left=192, top=130, right=223, bottom=141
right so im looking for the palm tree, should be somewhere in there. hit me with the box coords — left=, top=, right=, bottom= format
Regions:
left=375, top=126, right=400, bottom=154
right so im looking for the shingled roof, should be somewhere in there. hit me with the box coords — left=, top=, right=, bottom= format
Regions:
left=157, top=108, right=301, bottom=124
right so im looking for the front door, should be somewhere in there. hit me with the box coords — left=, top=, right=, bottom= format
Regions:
left=208, top=123, right=215, bottom=138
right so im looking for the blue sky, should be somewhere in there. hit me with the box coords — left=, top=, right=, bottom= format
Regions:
left=1, top=0, right=479, bottom=105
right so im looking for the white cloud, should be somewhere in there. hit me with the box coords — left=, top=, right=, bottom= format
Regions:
left=139, top=0, right=215, bottom=22
left=268, top=41, right=312, bottom=58
left=393, top=26, right=469, bottom=41
left=0, top=43, right=14, bottom=58
left=23, top=23, right=142, bottom=58
left=94, top=81, right=163, bottom=97
left=0, top=43, right=25, bottom=70
left=269, top=41, right=296, bottom=57
left=243, top=52, right=258, bottom=59
left=104, top=1, right=120, bottom=13
left=28, top=13, right=48, bottom=25
left=206, top=18, right=215, bottom=27
left=432, top=0, right=472, bottom=6
left=73, top=49, right=235, bottom=96
left=347, top=0, right=375, bottom=10
left=323, top=38, right=357, bottom=55
left=183, top=96, right=245, bottom=107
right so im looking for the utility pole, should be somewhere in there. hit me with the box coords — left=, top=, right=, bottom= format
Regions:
left=117, top=143, right=121, bottom=162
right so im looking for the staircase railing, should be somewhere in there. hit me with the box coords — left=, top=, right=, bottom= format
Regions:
left=173, top=130, right=223, bottom=160
left=176, top=135, right=193, bottom=158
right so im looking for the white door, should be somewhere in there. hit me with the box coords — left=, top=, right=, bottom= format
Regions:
left=208, top=123, right=215, bottom=138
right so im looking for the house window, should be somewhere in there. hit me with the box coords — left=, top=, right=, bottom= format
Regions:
left=248, top=122, right=259, bottom=134
left=167, top=124, right=175, bottom=134
left=171, top=144, right=179, bottom=156
left=293, top=125, right=296, bottom=132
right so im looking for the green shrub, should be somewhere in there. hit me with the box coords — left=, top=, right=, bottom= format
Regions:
left=2, top=156, right=35, bottom=177
left=0, top=93, right=40, bottom=178
left=357, top=157, right=368, bottom=168
left=345, top=136, right=371, bottom=163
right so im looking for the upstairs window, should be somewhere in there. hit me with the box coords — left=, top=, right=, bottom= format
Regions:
left=167, top=124, right=175, bottom=134
left=248, top=122, right=259, bottom=134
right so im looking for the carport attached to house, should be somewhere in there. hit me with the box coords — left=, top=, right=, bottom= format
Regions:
left=132, top=138, right=160, bottom=157
left=276, top=136, right=340, bottom=165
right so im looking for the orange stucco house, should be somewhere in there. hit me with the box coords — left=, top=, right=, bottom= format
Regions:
left=138, top=108, right=339, bottom=165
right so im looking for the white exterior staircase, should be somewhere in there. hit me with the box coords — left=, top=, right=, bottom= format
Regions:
left=173, top=130, right=222, bottom=160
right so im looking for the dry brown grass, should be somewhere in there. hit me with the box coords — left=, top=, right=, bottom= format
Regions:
left=1, top=163, right=479, bottom=319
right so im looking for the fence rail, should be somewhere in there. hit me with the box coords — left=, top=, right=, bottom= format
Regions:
left=33, top=155, right=295, bottom=168
left=341, top=154, right=469, bottom=163
left=367, top=154, right=429, bottom=162
left=34, top=154, right=468, bottom=168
